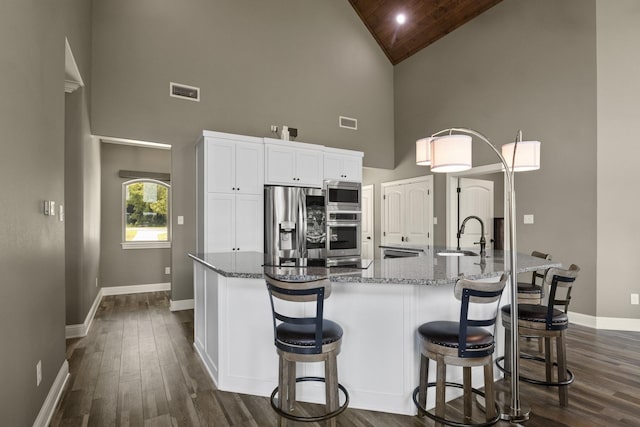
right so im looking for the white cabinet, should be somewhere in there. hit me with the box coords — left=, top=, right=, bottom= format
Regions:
left=206, top=193, right=262, bottom=252
left=206, top=139, right=263, bottom=195
left=197, top=131, right=264, bottom=253
left=323, top=151, right=363, bottom=182
left=264, top=140, right=323, bottom=188
left=382, top=176, right=433, bottom=247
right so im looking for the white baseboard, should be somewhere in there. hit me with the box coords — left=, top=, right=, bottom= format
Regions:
left=66, top=282, right=171, bottom=339
left=101, top=282, right=171, bottom=296
left=569, top=311, right=640, bottom=332
left=33, top=360, right=69, bottom=427
left=170, top=298, right=194, bottom=311
left=66, top=289, right=104, bottom=339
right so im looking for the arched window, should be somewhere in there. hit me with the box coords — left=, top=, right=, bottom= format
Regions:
left=122, top=179, right=171, bottom=249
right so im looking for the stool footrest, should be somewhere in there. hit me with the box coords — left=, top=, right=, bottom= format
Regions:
left=270, top=376, right=349, bottom=423
left=412, top=382, right=501, bottom=427
left=495, top=355, right=574, bottom=386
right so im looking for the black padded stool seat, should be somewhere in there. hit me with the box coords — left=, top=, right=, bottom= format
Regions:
left=501, top=304, right=568, bottom=329
left=516, top=284, right=543, bottom=294
left=418, top=321, right=494, bottom=350
left=497, top=265, right=580, bottom=407
left=265, top=275, right=349, bottom=426
left=413, top=274, right=508, bottom=427
left=277, top=320, right=343, bottom=347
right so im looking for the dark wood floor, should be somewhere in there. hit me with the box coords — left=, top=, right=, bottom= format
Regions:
left=51, top=292, right=640, bottom=426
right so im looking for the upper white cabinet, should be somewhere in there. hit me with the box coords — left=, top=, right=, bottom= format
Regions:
left=323, top=148, right=363, bottom=182
left=264, top=139, right=323, bottom=188
left=196, top=131, right=264, bottom=253
left=206, top=138, right=263, bottom=195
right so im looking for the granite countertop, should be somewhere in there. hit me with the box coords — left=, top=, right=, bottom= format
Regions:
left=188, top=248, right=560, bottom=286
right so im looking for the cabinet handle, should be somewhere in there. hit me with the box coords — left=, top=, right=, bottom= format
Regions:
left=232, top=187, right=236, bottom=190
left=401, top=236, right=404, bottom=242
left=237, top=188, right=240, bottom=191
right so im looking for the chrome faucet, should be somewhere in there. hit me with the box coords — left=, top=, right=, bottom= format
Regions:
left=457, top=215, right=486, bottom=257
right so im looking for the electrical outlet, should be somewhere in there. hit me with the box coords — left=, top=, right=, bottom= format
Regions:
left=59, top=204, right=64, bottom=222
left=165, top=267, right=171, bottom=275
left=50, top=201, right=56, bottom=216
left=523, top=214, right=534, bottom=224
left=36, top=360, right=42, bottom=386
left=631, top=293, right=639, bottom=305
left=433, top=217, right=438, bottom=225
left=177, top=216, right=184, bottom=225
left=43, top=200, right=50, bottom=216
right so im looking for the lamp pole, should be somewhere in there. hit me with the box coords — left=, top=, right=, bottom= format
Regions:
left=430, top=127, right=530, bottom=422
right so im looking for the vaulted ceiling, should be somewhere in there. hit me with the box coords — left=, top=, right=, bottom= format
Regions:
left=349, top=0, right=503, bottom=65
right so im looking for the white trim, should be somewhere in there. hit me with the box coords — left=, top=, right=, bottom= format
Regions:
left=33, top=360, right=69, bottom=427
left=64, top=38, right=84, bottom=94
left=101, top=282, right=171, bottom=296
left=98, top=135, right=172, bottom=150
left=568, top=311, right=640, bottom=331
left=121, top=241, right=171, bottom=249
left=170, top=298, right=194, bottom=312
left=65, top=289, right=104, bottom=339
left=567, top=311, right=598, bottom=329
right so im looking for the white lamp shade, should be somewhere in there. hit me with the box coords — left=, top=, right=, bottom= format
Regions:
left=501, top=140, right=541, bottom=172
left=415, top=137, right=432, bottom=165
left=430, top=134, right=472, bottom=173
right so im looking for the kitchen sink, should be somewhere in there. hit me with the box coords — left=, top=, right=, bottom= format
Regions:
left=436, top=250, right=479, bottom=257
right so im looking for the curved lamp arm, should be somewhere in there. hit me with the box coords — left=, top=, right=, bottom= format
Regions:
left=429, top=127, right=529, bottom=422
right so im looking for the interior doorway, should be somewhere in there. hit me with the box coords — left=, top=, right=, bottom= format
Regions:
left=446, top=164, right=507, bottom=250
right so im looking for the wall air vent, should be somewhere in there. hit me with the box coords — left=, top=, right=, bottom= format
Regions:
left=339, top=116, right=358, bottom=130
left=170, top=82, right=200, bottom=102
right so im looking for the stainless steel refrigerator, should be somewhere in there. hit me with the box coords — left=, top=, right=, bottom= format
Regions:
left=264, top=186, right=326, bottom=266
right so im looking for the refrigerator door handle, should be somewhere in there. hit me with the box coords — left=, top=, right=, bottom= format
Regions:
left=298, top=188, right=307, bottom=258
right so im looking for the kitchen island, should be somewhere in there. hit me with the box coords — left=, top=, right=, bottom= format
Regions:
left=188, top=249, right=558, bottom=415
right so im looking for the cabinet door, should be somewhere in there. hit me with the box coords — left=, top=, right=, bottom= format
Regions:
left=235, top=194, right=263, bottom=252
left=206, top=193, right=235, bottom=252
left=265, top=145, right=296, bottom=185
left=341, top=156, right=362, bottom=182
left=383, top=184, right=404, bottom=245
left=323, top=155, right=342, bottom=181
left=404, top=181, right=430, bottom=246
left=206, top=139, right=235, bottom=194
left=235, top=142, right=264, bottom=195
left=295, top=149, right=323, bottom=187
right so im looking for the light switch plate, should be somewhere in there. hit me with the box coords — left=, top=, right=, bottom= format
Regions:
left=43, top=200, right=50, bottom=216
left=523, top=214, right=534, bottom=224
left=177, top=215, right=184, bottom=225
left=631, top=293, right=639, bottom=305
left=433, top=217, right=438, bottom=225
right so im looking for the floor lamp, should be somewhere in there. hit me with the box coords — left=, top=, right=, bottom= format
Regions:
left=416, top=128, right=541, bottom=422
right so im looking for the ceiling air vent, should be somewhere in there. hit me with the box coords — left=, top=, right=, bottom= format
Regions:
left=170, top=82, right=200, bottom=102
left=339, top=116, right=357, bottom=130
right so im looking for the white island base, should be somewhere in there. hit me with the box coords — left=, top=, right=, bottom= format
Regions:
left=193, top=262, right=508, bottom=416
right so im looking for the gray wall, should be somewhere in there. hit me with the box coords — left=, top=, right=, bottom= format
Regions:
left=366, top=0, right=598, bottom=316
left=596, top=1, right=640, bottom=319
left=0, top=0, right=91, bottom=423
left=90, top=0, right=394, bottom=301
left=100, top=143, right=171, bottom=287
left=64, top=1, right=101, bottom=325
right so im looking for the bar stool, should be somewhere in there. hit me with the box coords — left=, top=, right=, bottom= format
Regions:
left=413, top=274, right=507, bottom=427
left=265, top=275, right=349, bottom=425
left=517, top=251, right=552, bottom=304
left=497, top=264, right=580, bottom=406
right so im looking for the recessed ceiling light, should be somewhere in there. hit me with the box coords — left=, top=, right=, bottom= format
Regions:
left=396, top=13, right=406, bottom=25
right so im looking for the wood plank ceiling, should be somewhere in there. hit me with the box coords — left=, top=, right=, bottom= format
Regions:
left=349, top=0, right=503, bottom=65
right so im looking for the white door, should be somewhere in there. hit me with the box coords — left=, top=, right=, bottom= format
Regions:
left=206, top=193, right=235, bottom=252
left=403, top=180, right=432, bottom=247
left=235, top=194, right=263, bottom=251
left=207, top=139, right=235, bottom=194
left=383, top=184, right=403, bottom=245
left=361, top=185, right=374, bottom=259
left=265, top=145, right=296, bottom=185
left=457, top=178, right=494, bottom=250
left=235, top=142, right=263, bottom=195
